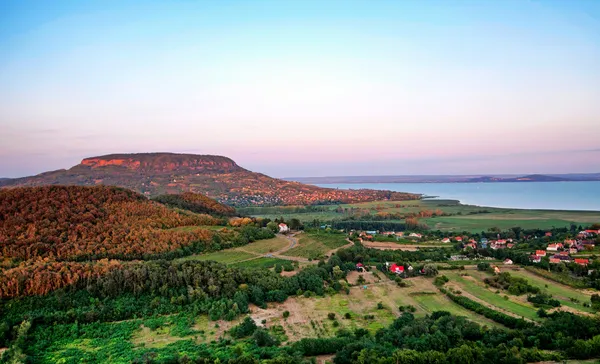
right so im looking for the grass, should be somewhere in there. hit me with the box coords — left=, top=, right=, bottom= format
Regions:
left=282, top=232, right=348, bottom=259
left=443, top=271, right=539, bottom=320
left=231, top=257, right=292, bottom=269
left=177, top=250, right=256, bottom=264
left=502, top=268, right=594, bottom=313
left=242, top=236, right=289, bottom=254
left=246, top=199, right=600, bottom=233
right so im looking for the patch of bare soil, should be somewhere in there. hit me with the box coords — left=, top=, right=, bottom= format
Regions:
left=315, top=354, right=335, bottom=364
left=280, top=270, right=298, bottom=277
left=346, top=271, right=380, bottom=285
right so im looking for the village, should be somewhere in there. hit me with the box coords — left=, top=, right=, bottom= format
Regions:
left=348, top=228, right=600, bottom=276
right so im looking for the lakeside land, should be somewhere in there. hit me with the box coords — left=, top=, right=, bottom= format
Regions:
left=239, top=199, right=600, bottom=233
left=2, top=186, right=600, bottom=363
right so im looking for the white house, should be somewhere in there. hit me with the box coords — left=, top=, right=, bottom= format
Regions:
left=278, top=223, right=289, bottom=233
left=503, top=259, right=513, bottom=265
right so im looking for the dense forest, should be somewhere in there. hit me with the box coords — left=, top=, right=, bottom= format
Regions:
left=0, top=186, right=221, bottom=261
left=152, top=193, right=237, bottom=217
left=0, top=186, right=276, bottom=299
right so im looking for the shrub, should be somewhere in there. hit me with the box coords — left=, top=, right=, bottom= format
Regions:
left=327, top=313, right=336, bottom=320
left=434, top=275, right=449, bottom=286
left=283, top=311, right=290, bottom=319
left=344, top=312, right=351, bottom=319
left=377, top=302, right=384, bottom=310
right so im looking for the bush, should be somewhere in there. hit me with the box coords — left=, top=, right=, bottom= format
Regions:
left=283, top=311, right=290, bottom=319
left=344, top=312, right=351, bottom=319
left=434, top=275, right=449, bottom=286
left=253, top=328, right=278, bottom=347
left=230, top=317, right=257, bottom=338
left=377, top=302, right=384, bottom=310
left=477, top=262, right=491, bottom=271
left=327, top=313, right=336, bottom=320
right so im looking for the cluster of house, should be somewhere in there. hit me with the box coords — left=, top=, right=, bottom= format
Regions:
left=454, top=237, right=515, bottom=250
left=529, top=238, right=596, bottom=266
left=355, top=230, right=423, bottom=242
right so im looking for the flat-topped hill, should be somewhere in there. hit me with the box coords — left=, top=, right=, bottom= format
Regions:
left=1, top=153, right=418, bottom=206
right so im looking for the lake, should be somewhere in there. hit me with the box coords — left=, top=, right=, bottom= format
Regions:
left=315, top=181, right=600, bottom=211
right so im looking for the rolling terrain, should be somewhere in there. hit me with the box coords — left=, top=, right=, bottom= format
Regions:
left=0, top=153, right=418, bottom=206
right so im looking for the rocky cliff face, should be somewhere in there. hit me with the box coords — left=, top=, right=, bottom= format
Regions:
left=79, top=153, right=243, bottom=173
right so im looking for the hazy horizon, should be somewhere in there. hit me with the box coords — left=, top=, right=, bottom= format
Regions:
left=2, top=1, right=600, bottom=178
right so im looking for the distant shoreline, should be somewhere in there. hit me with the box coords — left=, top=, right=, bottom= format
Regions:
left=287, top=173, right=600, bottom=184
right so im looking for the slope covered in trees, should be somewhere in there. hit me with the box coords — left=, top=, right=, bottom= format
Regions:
left=0, top=153, right=419, bottom=206
left=0, top=186, right=220, bottom=262
left=152, top=192, right=237, bottom=216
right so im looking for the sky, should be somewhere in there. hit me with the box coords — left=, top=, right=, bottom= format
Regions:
left=1, top=0, right=600, bottom=178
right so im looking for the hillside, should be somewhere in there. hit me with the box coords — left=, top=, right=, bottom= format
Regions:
left=0, top=153, right=418, bottom=206
left=152, top=192, right=237, bottom=216
left=0, top=186, right=220, bottom=263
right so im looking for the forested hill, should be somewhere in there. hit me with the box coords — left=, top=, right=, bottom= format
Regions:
left=0, top=153, right=419, bottom=206
left=0, top=185, right=280, bottom=298
left=0, top=186, right=221, bottom=263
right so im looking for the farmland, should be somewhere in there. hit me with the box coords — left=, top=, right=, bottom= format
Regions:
left=241, top=199, right=600, bottom=232
left=442, top=267, right=597, bottom=319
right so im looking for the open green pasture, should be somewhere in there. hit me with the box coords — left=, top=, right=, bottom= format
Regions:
left=442, top=271, right=540, bottom=320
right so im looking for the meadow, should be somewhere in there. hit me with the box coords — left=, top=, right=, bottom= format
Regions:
left=243, top=199, right=600, bottom=232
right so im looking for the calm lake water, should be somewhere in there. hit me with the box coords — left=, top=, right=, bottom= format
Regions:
left=316, top=182, right=600, bottom=211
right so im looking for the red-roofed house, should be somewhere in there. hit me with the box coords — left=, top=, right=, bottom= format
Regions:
left=441, top=238, right=451, bottom=243
left=389, top=263, right=404, bottom=275
left=575, top=258, right=590, bottom=266
left=547, top=243, right=563, bottom=251
left=507, top=243, right=515, bottom=249
left=549, top=258, right=561, bottom=264
left=535, top=250, right=547, bottom=257
left=530, top=255, right=542, bottom=263
left=503, top=259, right=513, bottom=265
left=356, top=263, right=365, bottom=272
left=464, top=243, right=477, bottom=250
left=545, top=232, right=552, bottom=237
left=455, top=237, right=463, bottom=242
left=278, top=223, right=289, bottom=233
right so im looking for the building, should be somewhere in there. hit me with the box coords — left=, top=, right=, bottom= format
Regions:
left=455, top=237, right=463, bottom=242
left=530, top=255, right=542, bottom=263
left=409, top=233, right=422, bottom=239
left=546, top=243, right=563, bottom=251
left=503, top=259, right=513, bottom=265
left=356, top=263, right=365, bottom=272
left=575, top=258, right=590, bottom=266
left=389, top=263, right=404, bottom=275
left=442, top=238, right=451, bottom=243
left=535, top=250, right=546, bottom=257
left=278, top=223, right=289, bottom=233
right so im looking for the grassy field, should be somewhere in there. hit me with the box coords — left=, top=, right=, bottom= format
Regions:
left=177, top=235, right=290, bottom=265
left=442, top=271, right=540, bottom=320
left=282, top=232, right=348, bottom=259
left=231, top=257, right=292, bottom=269
left=241, top=236, right=289, bottom=254
left=501, top=268, right=594, bottom=313
left=245, top=199, right=600, bottom=232
left=177, top=250, right=257, bottom=264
